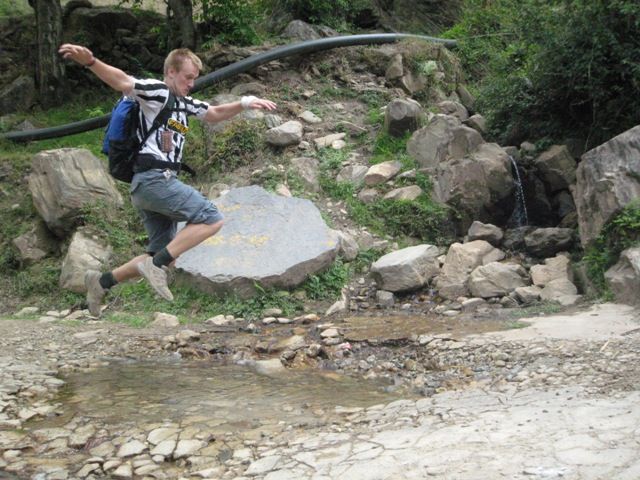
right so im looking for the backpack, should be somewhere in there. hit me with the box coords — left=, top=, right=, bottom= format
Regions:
left=102, top=92, right=177, bottom=183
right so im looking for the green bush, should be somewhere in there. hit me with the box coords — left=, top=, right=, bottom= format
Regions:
left=269, top=0, right=370, bottom=29
left=198, top=0, right=262, bottom=45
left=201, top=120, right=261, bottom=173
left=583, top=202, right=640, bottom=294
left=444, top=0, right=640, bottom=148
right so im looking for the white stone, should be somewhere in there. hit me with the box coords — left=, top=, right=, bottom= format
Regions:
left=117, top=440, right=146, bottom=458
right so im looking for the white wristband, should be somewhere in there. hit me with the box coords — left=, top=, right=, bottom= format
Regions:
left=240, top=95, right=258, bottom=110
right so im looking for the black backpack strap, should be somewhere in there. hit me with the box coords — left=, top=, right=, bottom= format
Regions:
left=134, top=91, right=197, bottom=179
left=137, top=91, right=176, bottom=151
left=181, top=163, right=196, bottom=177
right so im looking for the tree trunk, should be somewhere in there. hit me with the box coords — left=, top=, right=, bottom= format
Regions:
left=29, top=0, right=65, bottom=107
left=167, top=0, right=197, bottom=50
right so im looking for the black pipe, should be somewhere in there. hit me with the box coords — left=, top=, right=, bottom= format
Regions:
left=1, top=33, right=456, bottom=143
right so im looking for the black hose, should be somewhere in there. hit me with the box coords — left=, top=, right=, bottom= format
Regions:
left=1, top=33, right=456, bottom=143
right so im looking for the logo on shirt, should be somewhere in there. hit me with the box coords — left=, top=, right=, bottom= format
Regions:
left=167, top=118, right=189, bottom=135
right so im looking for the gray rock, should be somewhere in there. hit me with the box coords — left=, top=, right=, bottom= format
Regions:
left=289, top=157, right=320, bottom=193
left=0, top=75, right=36, bottom=114
left=540, top=278, right=579, bottom=306
left=574, top=125, right=640, bottom=247
left=464, top=114, right=487, bottom=135
left=364, top=161, right=402, bottom=186
left=456, top=84, right=476, bottom=112
left=524, top=228, right=574, bottom=258
left=605, top=247, right=640, bottom=306
left=435, top=100, right=469, bottom=122
left=376, top=290, right=395, bottom=307
left=151, top=312, right=179, bottom=328
left=385, top=53, right=404, bottom=81
left=371, top=244, right=441, bottom=292
left=265, top=121, right=303, bottom=147
left=283, top=20, right=320, bottom=41
left=534, top=145, right=576, bottom=193
left=336, top=165, right=368, bottom=186
left=59, top=228, right=112, bottom=293
left=230, top=82, right=266, bottom=96
left=116, top=439, right=146, bottom=458
left=314, top=133, right=346, bottom=149
left=467, top=221, right=503, bottom=246
left=436, top=240, right=504, bottom=300
left=12, top=222, right=57, bottom=265
left=28, top=148, right=123, bottom=236
left=432, top=143, right=514, bottom=232
left=332, top=230, right=360, bottom=261
left=383, top=185, right=423, bottom=201
left=383, top=98, right=423, bottom=138
left=468, top=262, right=530, bottom=298
left=176, top=186, right=338, bottom=297
left=530, top=255, right=572, bottom=287
left=298, top=110, right=322, bottom=124
left=514, top=285, right=542, bottom=304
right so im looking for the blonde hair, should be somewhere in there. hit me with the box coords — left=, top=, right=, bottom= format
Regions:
left=164, top=48, right=203, bottom=75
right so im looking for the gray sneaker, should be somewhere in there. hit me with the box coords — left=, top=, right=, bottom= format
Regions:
left=137, top=256, right=174, bottom=301
left=85, top=270, right=106, bottom=317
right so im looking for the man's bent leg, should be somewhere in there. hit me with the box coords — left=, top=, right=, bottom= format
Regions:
left=84, top=254, right=150, bottom=316
left=166, top=220, right=223, bottom=259
left=113, top=254, right=152, bottom=282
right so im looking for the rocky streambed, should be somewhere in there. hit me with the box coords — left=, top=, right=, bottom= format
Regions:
left=1, top=302, right=639, bottom=479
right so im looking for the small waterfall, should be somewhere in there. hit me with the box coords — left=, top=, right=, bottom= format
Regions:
left=509, top=156, right=529, bottom=227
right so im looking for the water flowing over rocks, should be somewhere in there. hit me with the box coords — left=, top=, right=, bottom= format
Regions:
left=176, top=186, right=338, bottom=297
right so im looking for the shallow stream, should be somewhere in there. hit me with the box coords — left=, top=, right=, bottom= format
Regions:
left=40, top=359, right=402, bottom=433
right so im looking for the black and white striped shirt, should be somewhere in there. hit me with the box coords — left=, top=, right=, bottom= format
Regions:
left=127, top=78, right=209, bottom=165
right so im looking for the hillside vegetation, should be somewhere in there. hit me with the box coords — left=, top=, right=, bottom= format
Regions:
left=1, top=0, right=639, bottom=320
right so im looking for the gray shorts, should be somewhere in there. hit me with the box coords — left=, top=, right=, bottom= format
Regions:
left=130, top=169, right=224, bottom=254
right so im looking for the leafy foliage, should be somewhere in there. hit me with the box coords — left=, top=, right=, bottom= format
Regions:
left=197, top=0, right=262, bottom=45
left=317, top=148, right=452, bottom=245
left=267, top=0, right=370, bottom=29
left=199, top=119, right=261, bottom=173
left=583, top=202, right=640, bottom=294
left=444, top=0, right=640, bottom=148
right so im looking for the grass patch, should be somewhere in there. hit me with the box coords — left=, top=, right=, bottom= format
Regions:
left=102, top=280, right=305, bottom=324
left=370, top=132, right=413, bottom=167
left=318, top=148, right=452, bottom=245
left=582, top=201, right=640, bottom=296
left=195, top=119, right=261, bottom=176
left=304, top=258, right=350, bottom=300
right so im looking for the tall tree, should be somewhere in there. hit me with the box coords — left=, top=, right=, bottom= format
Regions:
left=28, top=0, right=65, bottom=107
left=167, top=0, right=197, bottom=50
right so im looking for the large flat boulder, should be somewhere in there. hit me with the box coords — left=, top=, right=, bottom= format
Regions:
left=176, top=186, right=338, bottom=298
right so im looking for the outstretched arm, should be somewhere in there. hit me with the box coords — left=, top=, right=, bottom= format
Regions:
left=204, top=96, right=277, bottom=123
left=58, top=43, right=134, bottom=93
